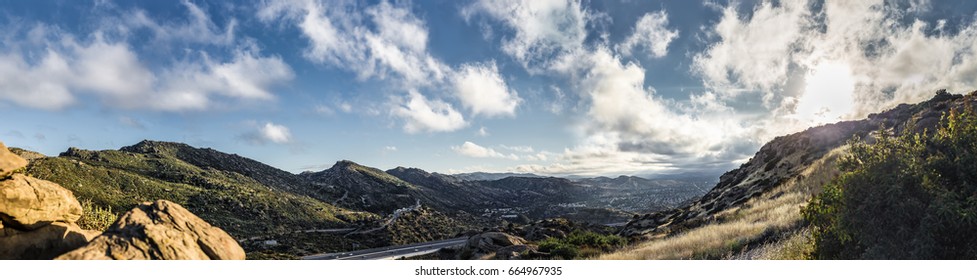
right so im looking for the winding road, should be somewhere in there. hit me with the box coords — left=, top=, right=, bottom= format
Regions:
left=302, top=237, right=468, bottom=260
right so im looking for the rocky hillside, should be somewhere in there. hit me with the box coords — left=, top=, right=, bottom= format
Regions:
left=299, top=160, right=421, bottom=214
left=0, top=141, right=244, bottom=260
left=608, top=90, right=975, bottom=259
left=27, top=142, right=377, bottom=240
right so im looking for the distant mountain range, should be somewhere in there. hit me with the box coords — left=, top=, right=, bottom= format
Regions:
left=450, top=172, right=544, bottom=181
left=14, top=139, right=709, bottom=259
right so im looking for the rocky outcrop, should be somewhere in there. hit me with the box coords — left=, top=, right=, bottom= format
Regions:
left=0, top=140, right=245, bottom=260
left=7, top=147, right=46, bottom=162
left=57, top=200, right=246, bottom=260
left=0, top=141, right=96, bottom=259
left=0, top=141, right=27, bottom=178
left=0, top=222, right=98, bottom=259
left=0, top=174, right=83, bottom=230
left=458, top=232, right=538, bottom=260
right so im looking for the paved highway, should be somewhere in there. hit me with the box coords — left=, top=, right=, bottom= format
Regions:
left=302, top=237, right=469, bottom=260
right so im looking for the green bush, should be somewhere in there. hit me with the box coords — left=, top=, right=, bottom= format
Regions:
left=538, top=238, right=580, bottom=260
left=803, top=103, right=977, bottom=259
left=77, top=199, right=118, bottom=232
left=537, top=230, right=627, bottom=259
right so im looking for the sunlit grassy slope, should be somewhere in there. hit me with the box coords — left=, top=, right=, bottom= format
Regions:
left=24, top=145, right=377, bottom=238
left=599, top=147, right=845, bottom=260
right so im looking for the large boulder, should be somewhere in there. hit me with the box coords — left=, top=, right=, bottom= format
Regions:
left=458, top=232, right=534, bottom=259
left=0, top=141, right=27, bottom=178
left=0, top=174, right=83, bottom=230
left=57, top=200, right=246, bottom=260
left=0, top=142, right=94, bottom=259
left=467, top=232, right=527, bottom=252
left=0, top=222, right=98, bottom=260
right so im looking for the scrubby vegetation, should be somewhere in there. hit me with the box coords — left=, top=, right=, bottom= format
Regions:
left=538, top=230, right=626, bottom=259
left=804, top=104, right=977, bottom=259
left=76, top=199, right=118, bottom=232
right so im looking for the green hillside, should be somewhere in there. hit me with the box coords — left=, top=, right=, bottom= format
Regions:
left=24, top=143, right=377, bottom=240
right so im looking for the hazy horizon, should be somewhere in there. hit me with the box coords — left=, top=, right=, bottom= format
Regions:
left=3, top=0, right=977, bottom=177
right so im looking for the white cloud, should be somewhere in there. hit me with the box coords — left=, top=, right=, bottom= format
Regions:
left=617, top=10, right=679, bottom=58
left=477, top=126, right=489, bottom=137
left=0, top=48, right=76, bottom=110
left=240, top=121, right=293, bottom=145
left=0, top=3, right=293, bottom=112
left=384, top=146, right=398, bottom=151
left=486, top=44, right=761, bottom=176
left=693, top=1, right=810, bottom=102
left=151, top=48, right=294, bottom=111
left=581, top=47, right=748, bottom=157
left=0, top=31, right=157, bottom=110
left=452, top=141, right=519, bottom=160
left=260, top=122, right=292, bottom=144
left=258, top=0, right=447, bottom=86
left=393, top=90, right=467, bottom=133
left=124, top=0, right=236, bottom=45
left=463, top=0, right=590, bottom=72
left=452, top=62, right=521, bottom=117
left=694, top=0, right=977, bottom=123
left=339, top=102, right=353, bottom=113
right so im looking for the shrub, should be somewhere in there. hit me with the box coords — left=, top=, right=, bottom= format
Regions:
left=538, top=238, right=579, bottom=260
left=77, top=199, right=118, bottom=232
left=538, top=230, right=627, bottom=259
left=804, top=103, right=977, bottom=259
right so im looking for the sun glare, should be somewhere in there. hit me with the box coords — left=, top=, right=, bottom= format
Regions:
left=796, top=62, right=856, bottom=124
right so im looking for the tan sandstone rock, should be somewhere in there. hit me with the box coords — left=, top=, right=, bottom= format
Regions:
left=57, top=200, right=246, bottom=260
left=0, top=141, right=27, bottom=178
left=0, top=222, right=98, bottom=260
left=459, top=232, right=532, bottom=259
left=0, top=174, right=83, bottom=230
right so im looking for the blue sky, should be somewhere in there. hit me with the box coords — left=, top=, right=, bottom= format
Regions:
left=2, top=0, right=976, bottom=177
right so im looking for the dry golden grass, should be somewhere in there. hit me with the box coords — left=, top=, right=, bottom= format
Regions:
left=737, top=228, right=813, bottom=260
left=598, top=147, right=845, bottom=260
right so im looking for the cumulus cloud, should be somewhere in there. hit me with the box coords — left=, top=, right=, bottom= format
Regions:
left=462, top=0, right=590, bottom=72
left=393, top=91, right=467, bottom=133
left=154, top=48, right=293, bottom=111
left=452, top=141, right=519, bottom=160
left=452, top=62, right=521, bottom=117
left=693, top=1, right=810, bottom=102
left=510, top=46, right=758, bottom=176
left=0, top=4, right=293, bottom=112
left=241, top=121, right=292, bottom=145
left=617, top=10, right=679, bottom=58
left=460, top=0, right=756, bottom=175
left=258, top=0, right=447, bottom=86
left=695, top=0, right=977, bottom=123
left=261, top=0, right=532, bottom=132
left=261, top=122, right=292, bottom=144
